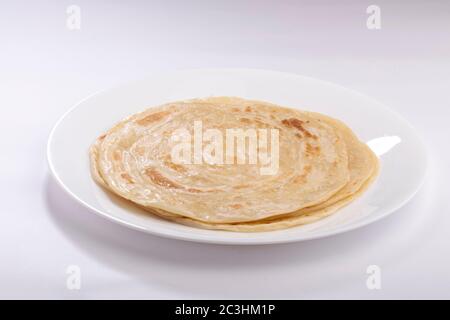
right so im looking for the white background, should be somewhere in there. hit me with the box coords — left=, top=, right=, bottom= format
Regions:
left=1, top=0, right=449, bottom=299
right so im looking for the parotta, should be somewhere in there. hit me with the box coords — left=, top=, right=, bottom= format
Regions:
left=90, top=97, right=356, bottom=224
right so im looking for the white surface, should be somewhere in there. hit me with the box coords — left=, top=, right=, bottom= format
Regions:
left=1, top=0, right=449, bottom=298
left=48, top=69, right=427, bottom=244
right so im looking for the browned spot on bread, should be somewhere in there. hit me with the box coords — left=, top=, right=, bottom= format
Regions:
left=187, top=188, right=202, bottom=193
left=98, top=134, right=106, bottom=141
left=144, top=168, right=182, bottom=189
left=136, top=111, right=168, bottom=126
left=230, top=204, right=243, bottom=209
left=164, top=159, right=187, bottom=173
left=240, top=118, right=251, bottom=124
left=281, top=118, right=302, bottom=127
left=305, top=143, right=321, bottom=156
left=113, top=151, right=121, bottom=161
left=293, top=165, right=312, bottom=183
left=255, top=119, right=267, bottom=126
left=235, top=184, right=250, bottom=189
left=295, top=133, right=303, bottom=139
left=245, top=106, right=252, bottom=112
left=281, top=118, right=317, bottom=139
left=232, top=107, right=240, bottom=112
left=120, top=173, right=134, bottom=184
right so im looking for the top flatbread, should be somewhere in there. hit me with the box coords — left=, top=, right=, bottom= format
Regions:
left=90, top=97, right=351, bottom=223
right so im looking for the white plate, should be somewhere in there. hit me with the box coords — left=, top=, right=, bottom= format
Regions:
left=47, top=69, right=427, bottom=245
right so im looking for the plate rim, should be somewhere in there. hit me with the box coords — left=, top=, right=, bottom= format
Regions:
left=46, top=68, right=428, bottom=245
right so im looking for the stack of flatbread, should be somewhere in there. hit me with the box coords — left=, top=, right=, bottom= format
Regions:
left=90, top=97, right=379, bottom=232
